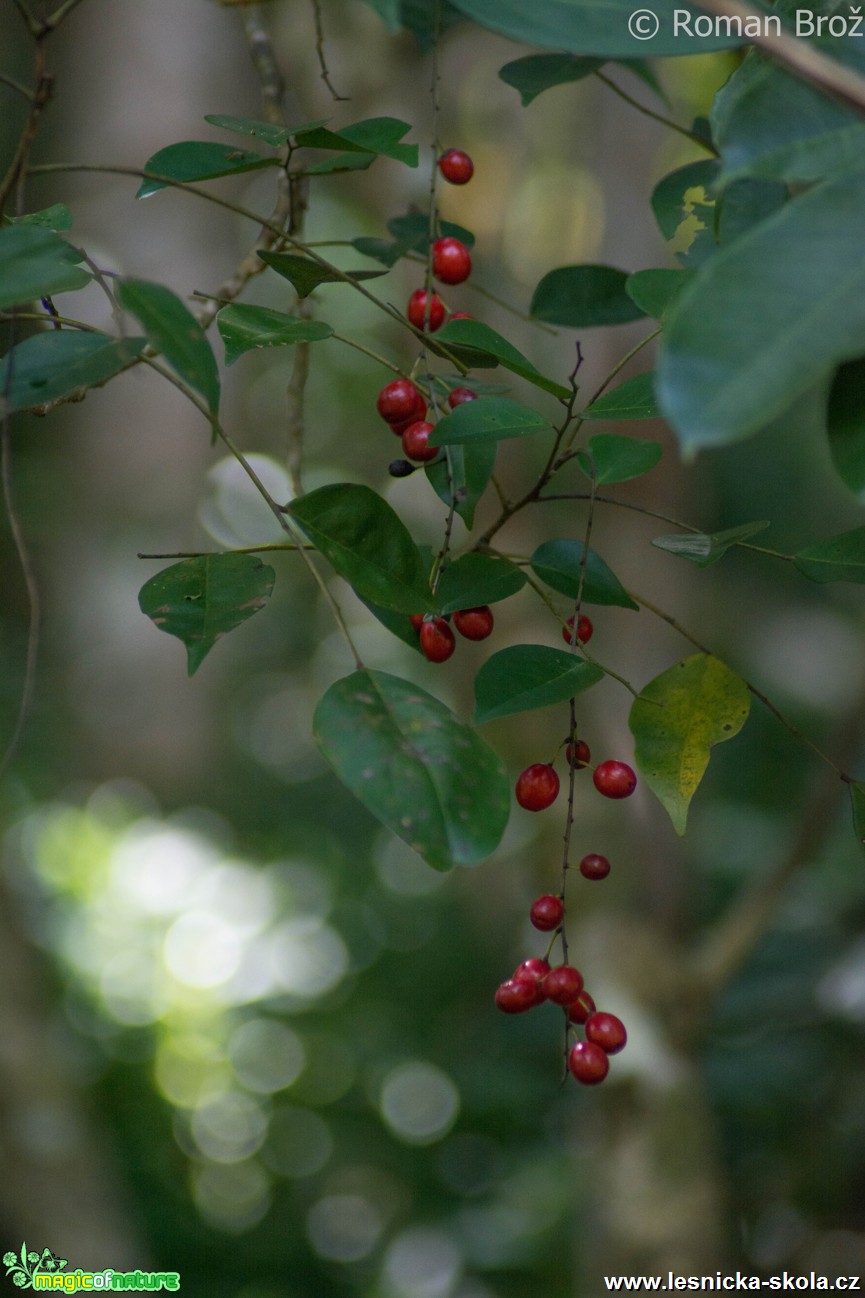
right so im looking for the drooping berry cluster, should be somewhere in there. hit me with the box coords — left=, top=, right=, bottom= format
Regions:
left=494, top=926, right=627, bottom=1087
left=408, top=605, right=494, bottom=663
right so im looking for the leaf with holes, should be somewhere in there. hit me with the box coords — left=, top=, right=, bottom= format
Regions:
left=473, top=646, right=603, bottom=725
left=138, top=553, right=275, bottom=675
left=629, top=654, right=750, bottom=835
left=314, top=669, right=510, bottom=870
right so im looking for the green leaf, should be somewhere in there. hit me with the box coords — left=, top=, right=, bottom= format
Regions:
left=651, top=160, right=719, bottom=267
left=430, top=319, right=571, bottom=399
left=848, top=781, right=865, bottom=859
left=626, top=268, right=696, bottom=319
left=826, top=358, right=865, bottom=497
left=387, top=212, right=476, bottom=251
left=581, top=433, right=662, bottom=484
left=629, top=654, right=750, bottom=835
left=435, top=554, right=526, bottom=613
left=531, top=539, right=638, bottom=610
left=0, top=225, right=90, bottom=307
left=431, top=397, right=552, bottom=444
left=138, top=553, right=275, bottom=675
left=136, top=141, right=277, bottom=197
left=712, top=50, right=865, bottom=185
left=216, top=305, right=333, bottom=365
left=203, top=112, right=330, bottom=148
left=355, top=0, right=465, bottom=50
left=294, top=116, right=418, bottom=167
left=0, top=331, right=147, bottom=413
left=287, top=483, right=435, bottom=613
left=426, top=442, right=496, bottom=528
left=716, top=178, right=787, bottom=247
left=793, top=526, right=865, bottom=584
left=651, top=520, right=769, bottom=568
left=314, top=669, right=509, bottom=870
left=117, top=279, right=220, bottom=415
left=445, top=0, right=743, bottom=57
left=582, top=372, right=659, bottom=420
left=530, top=265, right=646, bottom=327
left=499, top=54, right=604, bottom=104
left=258, top=251, right=387, bottom=298
left=657, top=170, right=865, bottom=456
left=7, top=203, right=73, bottom=231
left=473, top=645, right=603, bottom=725
left=303, top=153, right=378, bottom=176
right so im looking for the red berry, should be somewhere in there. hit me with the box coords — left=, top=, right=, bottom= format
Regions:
left=453, top=606, right=494, bottom=641
left=401, top=421, right=440, bottom=463
left=377, top=379, right=422, bottom=425
left=409, top=614, right=425, bottom=633
left=438, top=148, right=474, bottom=184
left=568, top=990, right=596, bottom=1024
left=542, top=964, right=584, bottom=1006
left=447, top=387, right=477, bottom=408
left=566, top=740, right=591, bottom=769
left=495, top=977, right=541, bottom=1014
left=568, top=1039, right=609, bottom=1085
left=514, top=958, right=551, bottom=985
left=433, top=237, right=472, bottom=286
left=407, top=289, right=446, bottom=332
left=529, top=894, right=564, bottom=932
left=579, top=852, right=610, bottom=881
left=515, top=763, right=559, bottom=812
left=562, top=613, right=593, bottom=646
left=593, top=760, right=637, bottom=799
left=585, top=1011, right=627, bottom=1055
left=419, top=618, right=455, bottom=663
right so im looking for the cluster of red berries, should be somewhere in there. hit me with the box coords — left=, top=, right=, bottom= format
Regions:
left=515, top=756, right=638, bottom=811
left=409, top=606, right=494, bottom=663
left=377, top=378, right=478, bottom=471
left=405, top=148, right=475, bottom=334
left=494, top=930, right=627, bottom=1085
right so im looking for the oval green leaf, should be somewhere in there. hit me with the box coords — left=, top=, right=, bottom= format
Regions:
left=287, top=483, right=436, bottom=613
left=0, top=331, right=146, bottom=413
left=531, top=265, right=646, bottom=328
left=436, top=554, right=526, bottom=613
left=294, top=116, right=418, bottom=166
left=432, top=397, right=551, bottom=445
left=499, top=53, right=604, bottom=105
left=473, top=645, right=603, bottom=725
left=581, top=372, right=660, bottom=421
left=217, top=305, right=333, bottom=365
left=117, top=278, right=220, bottom=415
left=314, top=669, right=510, bottom=870
left=581, top=433, right=662, bottom=484
left=258, top=251, right=387, bottom=298
left=651, top=160, right=719, bottom=267
left=138, top=553, right=275, bottom=675
left=794, top=526, right=865, bottom=584
left=0, top=225, right=90, bottom=308
left=629, top=654, right=750, bottom=835
left=136, top=141, right=277, bottom=197
left=531, top=539, right=638, bottom=610
left=429, top=319, right=571, bottom=400
left=657, top=169, right=865, bottom=456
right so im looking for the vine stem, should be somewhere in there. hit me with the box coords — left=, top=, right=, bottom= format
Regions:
left=633, top=590, right=848, bottom=777
left=142, top=356, right=364, bottom=670
left=558, top=326, right=660, bottom=459
left=594, top=71, right=717, bottom=154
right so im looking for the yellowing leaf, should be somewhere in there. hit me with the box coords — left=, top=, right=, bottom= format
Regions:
left=629, top=654, right=750, bottom=835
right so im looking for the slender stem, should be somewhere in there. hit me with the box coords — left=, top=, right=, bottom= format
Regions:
left=594, top=71, right=717, bottom=155
left=10, top=0, right=39, bottom=36
left=0, top=43, right=52, bottom=214
left=310, top=0, right=348, bottom=101
left=633, top=590, right=847, bottom=776
left=329, top=330, right=402, bottom=374
left=42, top=0, right=88, bottom=31
left=560, top=327, right=661, bottom=457
left=138, top=544, right=312, bottom=558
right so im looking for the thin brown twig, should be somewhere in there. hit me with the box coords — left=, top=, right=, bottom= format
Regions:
left=594, top=71, right=717, bottom=154
left=311, top=0, right=349, bottom=101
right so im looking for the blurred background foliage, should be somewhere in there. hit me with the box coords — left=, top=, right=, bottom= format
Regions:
left=2, top=1, right=865, bottom=1294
